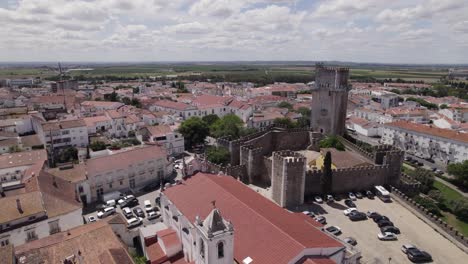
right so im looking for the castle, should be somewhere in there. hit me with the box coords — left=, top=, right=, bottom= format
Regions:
left=201, top=64, right=404, bottom=208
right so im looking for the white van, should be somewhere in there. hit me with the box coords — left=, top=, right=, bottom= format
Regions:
left=126, top=217, right=142, bottom=228
left=144, top=200, right=153, bottom=212
left=122, top=207, right=133, bottom=219
left=97, top=207, right=116, bottom=218
left=105, top=199, right=116, bottom=207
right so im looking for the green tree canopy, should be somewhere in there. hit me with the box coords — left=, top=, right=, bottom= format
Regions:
left=295, top=107, right=311, bottom=117
left=277, top=101, right=293, bottom=110
left=90, top=141, right=107, bottom=151
left=321, top=151, right=333, bottom=194
left=273, top=117, right=296, bottom=128
left=447, top=160, right=468, bottom=188
left=202, top=114, right=220, bottom=126
left=206, top=146, right=230, bottom=166
left=210, top=114, right=244, bottom=139
left=319, top=136, right=345, bottom=151
left=178, top=117, right=210, bottom=148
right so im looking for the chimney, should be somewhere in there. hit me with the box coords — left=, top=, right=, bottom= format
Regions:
left=17, top=198, right=23, bottom=214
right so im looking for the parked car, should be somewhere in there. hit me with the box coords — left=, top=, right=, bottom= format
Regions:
left=407, top=249, right=432, bottom=263
left=325, top=226, right=341, bottom=236
left=144, top=200, right=153, bottom=213
left=343, top=208, right=357, bottom=216
left=119, top=195, right=138, bottom=208
left=355, top=192, right=363, bottom=199
left=367, top=211, right=380, bottom=219
left=126, top=217, right=143, bottom=228
left=88, top=216, right=97, bottom=223
left=381, top=226, right=400, bottom=234
left=105, top=199, right=116, bottom=208
left=348, top=192, right=357, bottom=201
left=401, top=244, right=417, bottom=254
left=97, top=207, right=116, bottom=218
left=122, top=207, right=133, bottom=219
left=314, top=196, right=323, bottom=203
left=343, top=237, right=357, bottom=246
left=377, top=220, right=394, bottom=228
left=373, top=215, right=390, bottom=223
left=302, top=211, right=315, bottom=217
left=147, top=211, right=161, bottom=220
left=314, top=215, right=326, bottom=224
left=378, top=232, right=397, bottom=241
left=344, top=199, right=356, bottom=208
left=133, top=207, right=145, bottom=218
left=326, top=195, right=334, bottom=203
left=349, top=211, right=367, bottom=221
left=366, top=190, right=375, bottom=199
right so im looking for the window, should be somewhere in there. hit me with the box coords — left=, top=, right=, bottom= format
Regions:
left=26, top=229, right=38, bottom=242
left=0, top=238, right=9, bottom=247
left=49, top=220, right=60, bottom=235
left=199, top=239, right=205, bottom=259
left=78, top=186, right=84, bottom=193
left=218, top=242, right=224, bottom=258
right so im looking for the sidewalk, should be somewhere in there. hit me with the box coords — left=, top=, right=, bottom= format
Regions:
left=434, top=177, right=468, bottom=198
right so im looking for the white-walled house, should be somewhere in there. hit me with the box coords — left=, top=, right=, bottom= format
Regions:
left=382, top=121, right=468, bottom=164
left=36, top=119, right=89, bottom=149
left=138, top=125, right=185, bottom=156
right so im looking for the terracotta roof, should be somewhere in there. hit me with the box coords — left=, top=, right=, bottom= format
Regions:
left=385, top=121, right=468, bottom=143
left=81, top=101, right=124, bottom=108
left=0, top=149, right=47, bottom=169
left=192, top=95, right=232, bottom=106
left=83, top=115, right=112, bottom=127
left=0, top=244, right=14, bottom=264
left=86, top=145, right=166, bottom=175
left=46, top=163, right=87, bottom=183
left=20, top=134, right=43, bottom=148
left=42, top=119, right=86, bottom=131
left=153, top=100, right=194, bottom=111
left=37, top=171, right=82, bottom=218
left=0, top=138, right=18, bottom=147
left=144, top=125, right=173, bottom=137
left=157, top=228, right=181, bottom=249
left=0, top=191, right=45, bottom=224
left=163, top=173, right=344, bottom=264
left=15, top=221, right=134, bottom=264
left=146, top=240, right=167, bottom=263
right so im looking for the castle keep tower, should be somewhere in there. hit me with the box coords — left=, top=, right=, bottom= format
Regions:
left=271, top=151, right=306, bottom=208
left=310, top=63, right=350, bottom=136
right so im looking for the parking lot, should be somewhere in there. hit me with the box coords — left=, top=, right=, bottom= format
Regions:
left=300, top=196, right=467, bottom=263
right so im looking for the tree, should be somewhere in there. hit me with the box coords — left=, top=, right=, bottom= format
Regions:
left=108, top=91, right=118, bottom=102
left=453, top=198, right=468, bottom=222
left=277, top=101, right=293, bottom=110
left=321, top=151, right=333, bottom=194
left=206, top=146, right=230, bottom=166
left=121, top=97, right=132, bottom=105
left=319, top=136, right=345, bottom=151
left=440, top=104, right=448, bottom=109
left=202, top=114, right=220, bottom=126
left=57, top=146, right=78, bottom=163
left=128, top=130, right=136, bottom=138
left=90, top=141, right=107, bottom=151
left=210, top=114, right=244, bottom=139
left=273, top=117, right=296, bottom=128
left=178, top=117, right=210, bottom=149
left=447, top=160, right=468, bottom=188
left=131, top=98, right=142, bottom=108
left=295, top=107, right=311, bottom=117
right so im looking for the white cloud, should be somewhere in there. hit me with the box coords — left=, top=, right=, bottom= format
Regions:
left=0, top=0, right=467, bottom=63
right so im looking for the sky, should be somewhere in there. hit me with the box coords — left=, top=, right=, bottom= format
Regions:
left=1, top=0, right=467, bottom=63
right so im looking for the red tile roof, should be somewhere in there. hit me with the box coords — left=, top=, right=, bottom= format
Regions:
left=157, top=229, right=181, bottom=250
left=163, top=173, right=344, bottom=264
left=385, top=121, right=468, bottom=143
left=153, top=100, right=193, bottom=111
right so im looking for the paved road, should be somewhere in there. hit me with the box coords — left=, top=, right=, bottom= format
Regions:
left=299, top=196, right=467, bottom=264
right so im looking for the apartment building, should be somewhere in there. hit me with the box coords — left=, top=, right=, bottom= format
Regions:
left=84, top=145, right=169, bottom=202
left=36, top=119, right=89, bottom=149
left=382, top=121, right=468, bottom=164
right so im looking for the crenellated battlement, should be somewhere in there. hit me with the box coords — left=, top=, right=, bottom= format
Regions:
left=272, top=150, right=306, bottom=164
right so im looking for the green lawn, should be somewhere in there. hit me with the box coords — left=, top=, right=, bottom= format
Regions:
left=442, top=212, right=468, bottom=237
left=433, top=180, right=463, bottom=204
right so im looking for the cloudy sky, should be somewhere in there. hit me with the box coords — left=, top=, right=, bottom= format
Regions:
left=1, top=0, right=467, bottom=63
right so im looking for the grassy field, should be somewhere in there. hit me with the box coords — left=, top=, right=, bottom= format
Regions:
left=433, top=180, right=463, bottom=203
left=0, top=63, right=449, bottom=83
left=442, top=212, right=468, bottom=236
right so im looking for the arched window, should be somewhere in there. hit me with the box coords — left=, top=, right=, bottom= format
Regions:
left=199, top=239, right=205, bottom=259
left=217, top=241, right=224, bottom=258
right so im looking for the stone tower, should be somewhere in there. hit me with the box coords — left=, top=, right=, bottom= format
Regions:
left=194, top=208, right=234, bottom=264
left=271, top=151, right=306, bottom=208
left=310, top=63, right=351, bottom=136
